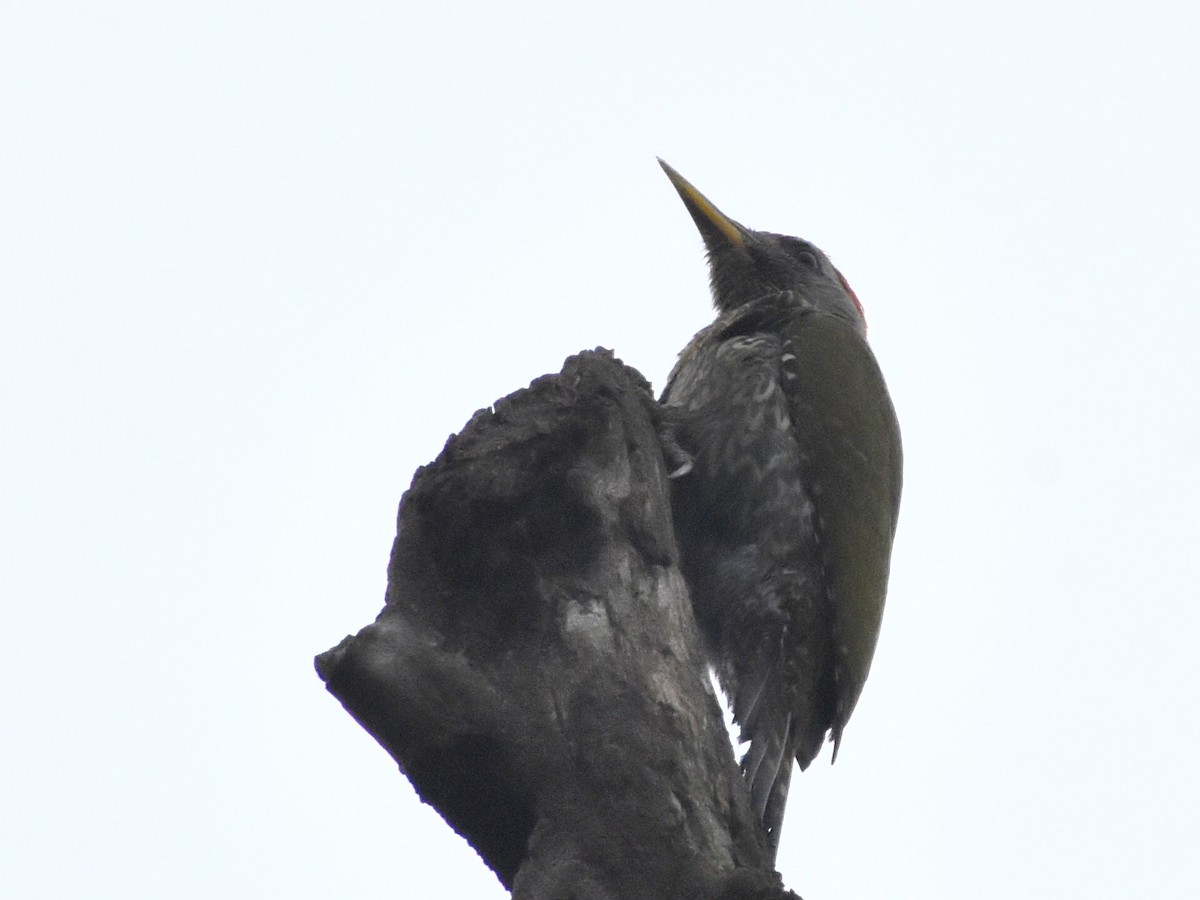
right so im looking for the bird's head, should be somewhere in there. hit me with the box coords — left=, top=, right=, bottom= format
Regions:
left=659, top=158, right=865, bottom=334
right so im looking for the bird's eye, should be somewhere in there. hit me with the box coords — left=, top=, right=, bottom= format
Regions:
left=779, top=237, right=821, bottom=271
left=794, top=249, right=820, bottom=270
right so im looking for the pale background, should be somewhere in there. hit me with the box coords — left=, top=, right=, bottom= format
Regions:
left=4, top=2, right=1198, bottom=897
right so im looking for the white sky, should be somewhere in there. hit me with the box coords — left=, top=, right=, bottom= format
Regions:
left=4, top=2, right=1199, bottom=897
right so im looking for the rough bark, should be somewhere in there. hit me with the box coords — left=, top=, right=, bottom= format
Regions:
left=315, top=349, right=798, bottom=899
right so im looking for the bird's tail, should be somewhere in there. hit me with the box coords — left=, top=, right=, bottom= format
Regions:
left=758, top=752, right=792, bottom=861
left=735, top=670, right=797, bottom=863
left=739, top=705, right=794, bottom=861
left=721, top=567, right=831, bottom=861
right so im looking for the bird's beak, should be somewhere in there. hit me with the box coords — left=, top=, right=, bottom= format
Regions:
left=658, top=159, right=749, bottom=252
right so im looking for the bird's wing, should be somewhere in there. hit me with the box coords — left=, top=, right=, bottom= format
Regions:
left=782, top=312, right=903, bottom=749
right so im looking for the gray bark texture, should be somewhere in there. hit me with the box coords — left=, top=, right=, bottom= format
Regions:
left=315, top=349, right=800, bottom=899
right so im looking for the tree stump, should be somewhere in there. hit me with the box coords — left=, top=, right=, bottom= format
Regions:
left=315, top=350, right=799, bottom=899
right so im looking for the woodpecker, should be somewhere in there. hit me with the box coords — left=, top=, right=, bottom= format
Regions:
left=658, top=160, right=902, bottom=861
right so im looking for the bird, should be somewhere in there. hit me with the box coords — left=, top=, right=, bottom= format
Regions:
left=657, top=159, right=902, bottom=861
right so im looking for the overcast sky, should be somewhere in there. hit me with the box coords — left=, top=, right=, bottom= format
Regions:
left=4, top=2, right=1199, bottom=897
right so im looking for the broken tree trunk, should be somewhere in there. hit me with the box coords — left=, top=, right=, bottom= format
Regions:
left=315, top=349, right=798, bottom=899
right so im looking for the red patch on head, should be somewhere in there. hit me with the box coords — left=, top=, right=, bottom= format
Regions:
left=835, top=268, right=866, bottom=328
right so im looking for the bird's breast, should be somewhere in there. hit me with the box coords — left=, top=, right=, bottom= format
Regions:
left=666, top=329, right=816, bottom=562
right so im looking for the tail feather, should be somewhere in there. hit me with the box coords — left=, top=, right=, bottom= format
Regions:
left=716, top=567, right=832, bottom=861
left=734, top=665, right=797, bottom=862
left=759, top=759, right=793, bottom=861
left=742, top=711, right=791, bottom=824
